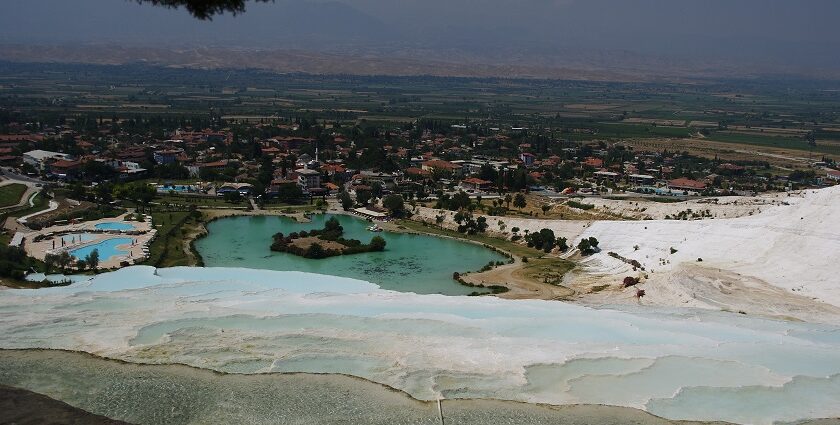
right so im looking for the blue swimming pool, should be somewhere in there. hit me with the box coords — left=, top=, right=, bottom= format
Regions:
left=95, top=222, right=135, bottom=231
left=158, top=184, right=195, bottom=193
left=70, top=237, right=133, bottom=261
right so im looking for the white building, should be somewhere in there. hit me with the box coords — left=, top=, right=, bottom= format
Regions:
left=296, top=168, right=321, bottom=190
left=23, top=150, right=72, bottom=170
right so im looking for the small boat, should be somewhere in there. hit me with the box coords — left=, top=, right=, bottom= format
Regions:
left=367, top=225, right=383, bottom=232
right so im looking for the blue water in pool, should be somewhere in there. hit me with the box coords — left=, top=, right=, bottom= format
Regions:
left=158, top=185, right=195, bottom=193
left=95, top=222, right=135, bottom=231
left=70, top=237, right=133, bottom=260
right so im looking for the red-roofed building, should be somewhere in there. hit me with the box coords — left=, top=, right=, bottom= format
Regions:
left=461, top=177, right=492, bottom=191
left=422, top=159, right=463, bottom=176
left=583, top=157, right=604, bottom=168
left=668, top=178, right=707, bottom=191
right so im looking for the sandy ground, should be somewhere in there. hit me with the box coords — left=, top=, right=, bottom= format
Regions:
left=571, top=193, right=788, bottom=220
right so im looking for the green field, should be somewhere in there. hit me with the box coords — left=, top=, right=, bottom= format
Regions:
left=0, top=184, right=27, bottom=208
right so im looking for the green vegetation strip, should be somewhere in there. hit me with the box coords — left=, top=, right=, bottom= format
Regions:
left=142, top=211, right=194, bottom=268
left=395, top=219, right=542, bottom=259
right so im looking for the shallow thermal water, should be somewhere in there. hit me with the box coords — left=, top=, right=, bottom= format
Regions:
left=1, top=266, right=839, bottom=424
left=195, top=214, right=507, bottom=295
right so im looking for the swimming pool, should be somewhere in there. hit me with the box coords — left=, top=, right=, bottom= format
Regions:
left=69, top=237, right=133, bottom=261
left=95, top=222, right=135, bottom=231
left=158, top=184, right=195, bottom=193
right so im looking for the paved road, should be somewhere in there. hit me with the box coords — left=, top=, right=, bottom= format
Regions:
left=0, top=167, right=48, bottom=185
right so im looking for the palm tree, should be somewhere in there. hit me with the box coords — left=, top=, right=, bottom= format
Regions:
left=513, top=193, right=526, bottom=210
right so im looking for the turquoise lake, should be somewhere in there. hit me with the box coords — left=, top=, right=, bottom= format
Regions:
left=195, top=214, right=507, bottom=295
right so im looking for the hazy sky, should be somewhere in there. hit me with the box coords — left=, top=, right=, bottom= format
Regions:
left=1, top=0, right=839, bottom=73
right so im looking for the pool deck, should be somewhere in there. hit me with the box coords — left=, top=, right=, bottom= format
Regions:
left=20, top=214, right=156, bottom=270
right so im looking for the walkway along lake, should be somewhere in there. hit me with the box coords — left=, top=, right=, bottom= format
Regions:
left=194, top=214, right=508, bottom=295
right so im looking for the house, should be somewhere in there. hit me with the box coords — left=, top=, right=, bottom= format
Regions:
left=461, top=177, right=492, bottom=191
left=593, top=170, right=620, bottom=182
left=421, top=159, right=463, bottom=176
left=583, top=157, right=604, bottom=168
left=826, top=169, right=840, bottom=182
left=667, top=178, right=707, bottom=192
left=296, top=168, right=321, bottom=190
left=48, top=159, right=82, bottom=179
left=628, top=174, right=656, bottom=185
left=520, top=152, right=536, bottom=167
left=153, top=149, right=182, bottom=165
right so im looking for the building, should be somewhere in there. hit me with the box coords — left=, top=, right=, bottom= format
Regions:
left=217, top=182, right=253, bottom=196
left=628, top=174, right=656, bottom=185
left=520, top=152, right=536, bottom=167
left=421, top=159, right=463, bottom=177
left=461, top=177, right=492, bottom=192
left=153, top=149, right=182, bottom=165
left=296, top=168, right=321, bottom=190
left=48, top=159, right=81, bottom=179
left=667, top=178, right=707, bottom=192
left=23, top=150, right=72, bottom=171
left=593, top=170, right=620, bottom=182
left=826, top=169, right=840, bottom=182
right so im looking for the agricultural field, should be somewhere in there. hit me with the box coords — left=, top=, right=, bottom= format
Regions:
left=1, top=61, right=839, bottom=159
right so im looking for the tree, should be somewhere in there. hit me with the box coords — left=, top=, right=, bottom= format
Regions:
left=513, top=193, right=526, bottom=210
left=85, top=249, right=100, bottom=272
left=577, top=237, right=599, bottom=255
left=356, top=190, right=372, bottom=206
left=338, top=190, right=354, bottom=211
left=223, top=190, right=242, bottom=203
left=305, top=243, right=328, bottom=259
left=324, top=216, right=343, bottom=232
left=43, top=253, right=58, bottom=274
left=136, top=0, right=271, bottom=20
left=504, top=194, right=512, bottom=209
left=382, top=194, right=405, bottom=217
left=541, top=204, right=551, bottom=215
left=369, top=236, right=387, bottom=251
left=57, top=251, right=73, bottom=273
left=315, top=199, right=327, bottom=211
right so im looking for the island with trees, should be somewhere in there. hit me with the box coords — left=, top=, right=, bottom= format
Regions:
left=270, top=217, right=386, bottom=259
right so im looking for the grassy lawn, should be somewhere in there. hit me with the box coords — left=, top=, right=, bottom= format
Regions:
left=142, top=211, right=194, bottom=267
left=0, top=184, right=27, bottom=208
left=1, top=192, right=48, bottom=222
left=155, top=194, right=246, bottom=208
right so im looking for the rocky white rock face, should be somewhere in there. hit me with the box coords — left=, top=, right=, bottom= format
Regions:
left=1, top=266, right=840, bottom=424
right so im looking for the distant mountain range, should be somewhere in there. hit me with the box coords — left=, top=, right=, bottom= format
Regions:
left=1, top=0, right=839, bottom=81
